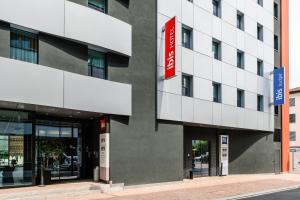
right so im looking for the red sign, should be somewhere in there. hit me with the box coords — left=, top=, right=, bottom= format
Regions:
left=165, top=17, right=176, bottom=79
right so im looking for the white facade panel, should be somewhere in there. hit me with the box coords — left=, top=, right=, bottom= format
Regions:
left=0, top=57, right=132, bottom=116
left=0, top=0, right=132, bottom=56
left=157, top=0, right=274, bottom=131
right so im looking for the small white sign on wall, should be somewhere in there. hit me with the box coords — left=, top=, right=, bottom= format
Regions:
left=100, top=133, right=109, bottom=181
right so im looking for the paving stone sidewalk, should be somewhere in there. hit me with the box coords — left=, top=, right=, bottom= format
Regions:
left=0, top=174, right=300, bottom=200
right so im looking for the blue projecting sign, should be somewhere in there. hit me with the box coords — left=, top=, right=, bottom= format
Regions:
left=273, top=67, right=285, bottom=105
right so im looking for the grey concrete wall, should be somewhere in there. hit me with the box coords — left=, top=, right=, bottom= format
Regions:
left=39, top=33, right=88, bottom=75
left=227, top=130, right=275, bottom=174
left=0, top=21, right=10, bottom=58
left=107, top=0, right=184, bottom=185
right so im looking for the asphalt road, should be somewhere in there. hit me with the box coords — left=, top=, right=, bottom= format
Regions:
left=246, top=188, right=300, bottom=200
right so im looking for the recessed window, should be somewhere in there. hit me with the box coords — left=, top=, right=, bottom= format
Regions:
left=257, top=95, right=264, bottom=112
left=212, top=0, right=221, bottom=18
left=182, top=26, right=193, bottom=49
left=237, top=11, right=244, bottom=31
left=290, top=98, right=296, bottom=107
left=274, top=3, right=279, bottom=18
left=290, top=131, right=296, bottom=141
left=237, top=50, right=244, bottom=69
left=212, top=39, right=221, bottom=60
left=187, top=0, right=193, bottom=2
left=10, top=28, right=38, bottom=64
left=257, top=23, right=264, bottom=41
left=290, top=114, right=296, bottom=123
left=88, top=0, right=106, bottom=13
left=257, top=0, right=263, bottom=7
left=275, top=106, right=279, bottom=115
left=213, top=82, right=222, bottom=103
left=237, top=89, right=245, bottom=108
left=274, top=35, right=279, bottom=51
left=88, top=49, right=106, bottom=79
left=182, top=75, right=193, bottom=97
left=257, top=59, right=264, bottom=76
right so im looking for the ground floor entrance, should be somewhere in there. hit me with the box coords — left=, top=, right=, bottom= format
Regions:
left=0, top=109, right=102, bottom=188
left=191, top=140, right=210, bottom=177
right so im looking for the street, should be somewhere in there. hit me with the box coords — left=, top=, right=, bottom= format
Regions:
left=246, top=188, right=300, bottom=200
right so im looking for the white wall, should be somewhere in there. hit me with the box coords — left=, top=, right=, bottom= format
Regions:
left=0, top=57, right=132, bottom=116
left=0, top=0, right=132, bottom=56
left=290, top=92, right=300, bottom=147
left=157, top=0, right=274, bottom=131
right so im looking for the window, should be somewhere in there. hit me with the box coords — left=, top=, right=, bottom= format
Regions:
left=274, top=129, right=281, bottom=142
left=275, top=106, right=279, bottom=115
left=290, top=114, right=296, bottom=123
left=88, top=0, right=106, bottom=13
left=213, top=82, right=222, bottom=103
left=237, top=50, right=244, bottom=69
left=257, top=95, right=264, bottom=112
left=237, top=11, right=244, bottom=31
left=274, top=2, right=279, bottom=18
left=290, top=98, right=296, bottom=107
left=212, top=39, right=221, bottom=60
left=187, top=0, right=193, bottom=2
left=257, top=59, right=264, bottom=76
left=213, top=0, right=221, bottom=18
left=182, top=75, right=193, bottom=97
left=290, top=131, right=296, bottom=141
left=182, top=26, right=193, bottom=49
left=274, top=35, right=279, bottom=51
left=88, top=49, right=106, bottom=79
left=257, top=23, right=264, bottom=41
left=10, top=28, right=38, bottom=64
left=257, top=0, right=263, bottom=7
left=237, top=89, right=245, bottom=108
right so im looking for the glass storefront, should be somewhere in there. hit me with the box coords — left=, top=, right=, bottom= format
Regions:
left=0, top=110, right=33, bottom=187
left=192, top=140, right=210, bottom=177
left=36, top=121, right=82, bottom=181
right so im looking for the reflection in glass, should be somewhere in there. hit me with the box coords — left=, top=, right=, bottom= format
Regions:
left=192, top=140, right=209, bottom=177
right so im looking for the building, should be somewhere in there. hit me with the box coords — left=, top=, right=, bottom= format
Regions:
left=0, top=0, right=290, bottom=188
left=289, top=87, right=300, bottom=171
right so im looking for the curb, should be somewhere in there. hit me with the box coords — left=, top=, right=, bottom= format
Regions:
left=218, top=185, right=300, bottom=200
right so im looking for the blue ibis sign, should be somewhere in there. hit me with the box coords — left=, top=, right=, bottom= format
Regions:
left=274, top=67, right=285, bottom=105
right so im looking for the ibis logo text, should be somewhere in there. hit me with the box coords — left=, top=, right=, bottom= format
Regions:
left=165, top=17, right=176, bottom=79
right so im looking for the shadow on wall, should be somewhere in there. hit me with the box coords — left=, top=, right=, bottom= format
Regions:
left=115, top=0, right=130, bottom=8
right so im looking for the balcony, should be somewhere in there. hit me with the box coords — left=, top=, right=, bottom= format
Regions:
left=0, top=57, right=132, bottom=116
left=0, top=0, right=132, bottom=56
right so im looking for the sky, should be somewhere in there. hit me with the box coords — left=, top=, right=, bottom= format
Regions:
left=289, top=0, right=300, bottom=89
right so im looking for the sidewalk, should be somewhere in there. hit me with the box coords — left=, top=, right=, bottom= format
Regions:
left=0, top=174, right=300, bottom=200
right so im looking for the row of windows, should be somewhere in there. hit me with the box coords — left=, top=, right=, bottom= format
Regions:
left=182, top=28, right=265, bottom=76
left=181, top=75, right=264, bottom=111
left=185, top=0, right=279, bottom=51
left=9, top=28, right=107, bottom=80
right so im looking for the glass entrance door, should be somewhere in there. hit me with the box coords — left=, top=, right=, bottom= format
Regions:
left=192, top=140, right=210, bottom=177
left=36, top=121, right=81, bottom=181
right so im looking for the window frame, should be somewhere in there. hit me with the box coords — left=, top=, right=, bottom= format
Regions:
left=182, top=26, right=193, bottom=50
left=237, top=11, right=244, bottom=31
left=182, top=74, right=193, bottom=97
left=88, top=49, right=107, bottom=79
left=212, top=39, right=221, bottom=60
left=257, top=95, right=264, bottom=112
left=290, top=131, right=296, bottom=142
left=237, top=89, right=245, bottom=108
left=213, top=82, right=222, bottom=103
left=274, top=2, right=279, bottom=19
left=257, top=0, right=263, bottom=7
left=257, top=23, right=264, bottom=41
left=274, top=34, right=279, bottom=51
left=290, top=98, right=296, bottom=107
left=290, top=114, right=296, bottom=123
left=88, top=0, right=107, bottom=13
left=237, top=50, right=245, bottom=69
left=257, top=59, right=264, bottom=76
left=212, top=0, right=221, bottom=18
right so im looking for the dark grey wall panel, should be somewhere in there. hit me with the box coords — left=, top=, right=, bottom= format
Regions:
left=107, top=0, right=184, bottom=185
left=0, top=21, right=10, bottom=58
left=39, top=33, right=88, bottom=75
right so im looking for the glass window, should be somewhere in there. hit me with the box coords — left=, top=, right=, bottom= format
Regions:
left=257, top=0, right=263, bottom=7
left=257, top=95, right=264, bottom=112
left=290, top=131, right=296, bottom=141
left=213, top=83, right=222, bottom=103
left=237, top=50, right=244, bottom=69
left=213, top=0, right=221, bottom=17
left=290, top=114, right=296, bottom=123
left=10, top=28, right=38, bottom=64
left=182, top=27, right=192, bottom=49
left=88, top=0, right=106, bottom=13
left=274, top=35, right=279, bottom=51
left=275, top=106, right=279, bottom=115
left=88, top=50, right=106, bottom=79
left=212, top=40, right=221, bottom=60
left=257, top=23, right=264, bottom=41
left=237, top=89, right=245, bottom=108
left=274, top=3, right=279, bottom=18
left=274, top=129, right=281, bottom=142
left=187, top=0, right=193, bottom=2
left=257, top=59, right=264, bottom=76
left=182, top=75, right=193, bottom=97
left=290, top=98, right=296, bottom=107
left=0, top=110, right=33, bottom=187
left=237, top=11, right=244, bottom=31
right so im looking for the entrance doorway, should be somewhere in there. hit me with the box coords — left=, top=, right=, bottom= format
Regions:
left=36, top=121, right=82, bottom=181
left=192, top=140, right=210, bottom=177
